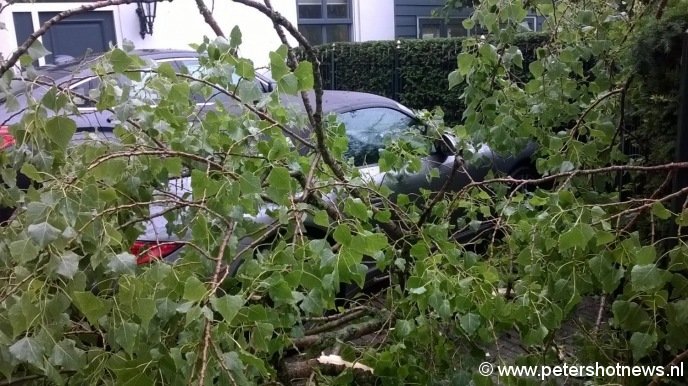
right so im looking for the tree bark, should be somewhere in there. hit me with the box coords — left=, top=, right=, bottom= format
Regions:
left=194, top=0, right=225, bottom=38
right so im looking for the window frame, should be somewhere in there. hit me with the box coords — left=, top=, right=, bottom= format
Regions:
left=297, top=0, right=353, bottom=44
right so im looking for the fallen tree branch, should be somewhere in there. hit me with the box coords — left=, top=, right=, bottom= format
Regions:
left=292, top=318, right=387, bottom=351
left=197, top=223, right=235, bottom=385
left=279, top=356, right=376, bottom=385
left=83, top=149, right=232, bottom=177
left=304, top=309, right=371, bottom=336
left=457, top=161, right=688, bottom=196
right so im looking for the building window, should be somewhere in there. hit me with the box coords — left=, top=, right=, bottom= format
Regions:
left=418, top=17, right=475, bottom=39
left=417, top=16, right=537, bottom=39
left=297, top=0, right=352, bottom=45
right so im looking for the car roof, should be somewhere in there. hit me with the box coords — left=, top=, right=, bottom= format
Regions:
left=33, top=49, right=200, bottom=80
left=289, top=90, right=415, bottom=115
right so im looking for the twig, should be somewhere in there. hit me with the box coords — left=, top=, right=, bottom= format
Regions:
left=197, top=224, right=235, bottom=386
left=212, top=341, right=238, bottom=386
left=568, top=88, right=624, bottom=142
left=607, top=75, right=635, bottom=153
left=417, top=156, right=461, bottom=228
left=592, top=295, right=607, bottom=335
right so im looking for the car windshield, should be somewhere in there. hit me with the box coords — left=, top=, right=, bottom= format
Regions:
left=339, top=107, right=418, bottom=166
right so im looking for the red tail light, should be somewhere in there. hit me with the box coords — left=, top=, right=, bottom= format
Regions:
left=0, top=126, right=15, bottom=150
left=130, top=241, right=183, bottom=265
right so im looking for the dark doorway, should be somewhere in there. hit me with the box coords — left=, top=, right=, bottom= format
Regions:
left=37, top=11, right=117, bottom=64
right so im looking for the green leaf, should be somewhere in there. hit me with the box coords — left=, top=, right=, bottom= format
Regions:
left=134, top=298, right=156, bottom=328
left=110, top=48, right=132, bottom=73
left=157, top=62, right=177, bottom=79
left=236, top=79, right=263, bottom=102
left=211, top=295, right=244, bottom=323
left=612, top=300, right=651, bottom=331
left=523, top=324, right=549, bottom=345
left=183, top=276, right=207, bottom=302
left=269, top=51, right=290, bottom=80
left=42, top=88, right=69, bottom=112
left=107, top=253, right=136, bottom=275
left=28, top=40, right=50, bottom=60
left=45, top=116, right=77, bottom=150
left=457, top=53, right=474, bottom=76
left=558, top=223, right=594, bottom=251
left=294, top=61, right=314, bottom=90
left=636, top=246, right=657, bottom=265
left=250, top=322, right=274, bottom=352
left=333, top=224, right=352, bottom=246
left=27, top=222, right=61, bottom=248
left=236, top=58, right=255, bottom=80
left=588, top=255, right=624, bottom=293
left=630, top=332, right=656, bottom=360
left=54, top=251, right=80, bottom=279
left=313, top=210, right=330, bottom=227
left=9, top=239, right=40, bottom=264
left=409, top=286, right=427, bottom=295
left=265, top=167, right=293, bottom=205
left=631, top=264, right=669, bottom=292
left=114, top=322, right=139, bottom=355
left=9, top=337, right=44, bottom=367
left=460, top=313, right=481, bottom=335
left=344, top=198, right=369, bottom=220
left=72, top=291, right=110, bottom=327
left=395, top=319, right=414, bottom=337
left=277, top=73, right=298, bottom=95
left=168, top=82, right=190, bottom=105
left=651, top=201, right=672, bottom=220
left=230, top=25, right=242, bottom=49
left=478, top=43, right=499, bottom=65
left=448, top=70, right=463, bottom=89
left=49, top=339, right=85, bottom=371
left=529, top=60, right=544, bottom=77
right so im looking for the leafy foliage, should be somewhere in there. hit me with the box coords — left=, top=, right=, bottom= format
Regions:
left=1, top=0, right=688, bottom=385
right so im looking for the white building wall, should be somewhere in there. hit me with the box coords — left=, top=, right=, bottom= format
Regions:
left=352, top=0, right=395, bottom=42
left=0, top=0, right=298, bottom=66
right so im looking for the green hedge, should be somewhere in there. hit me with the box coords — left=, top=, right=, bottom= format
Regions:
left=298, top=33, right=548, bottom=124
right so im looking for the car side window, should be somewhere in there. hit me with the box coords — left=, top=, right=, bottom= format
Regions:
left=339, top=107, right=417, bottom=166
left=72, top=73, right=159, bottom=108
